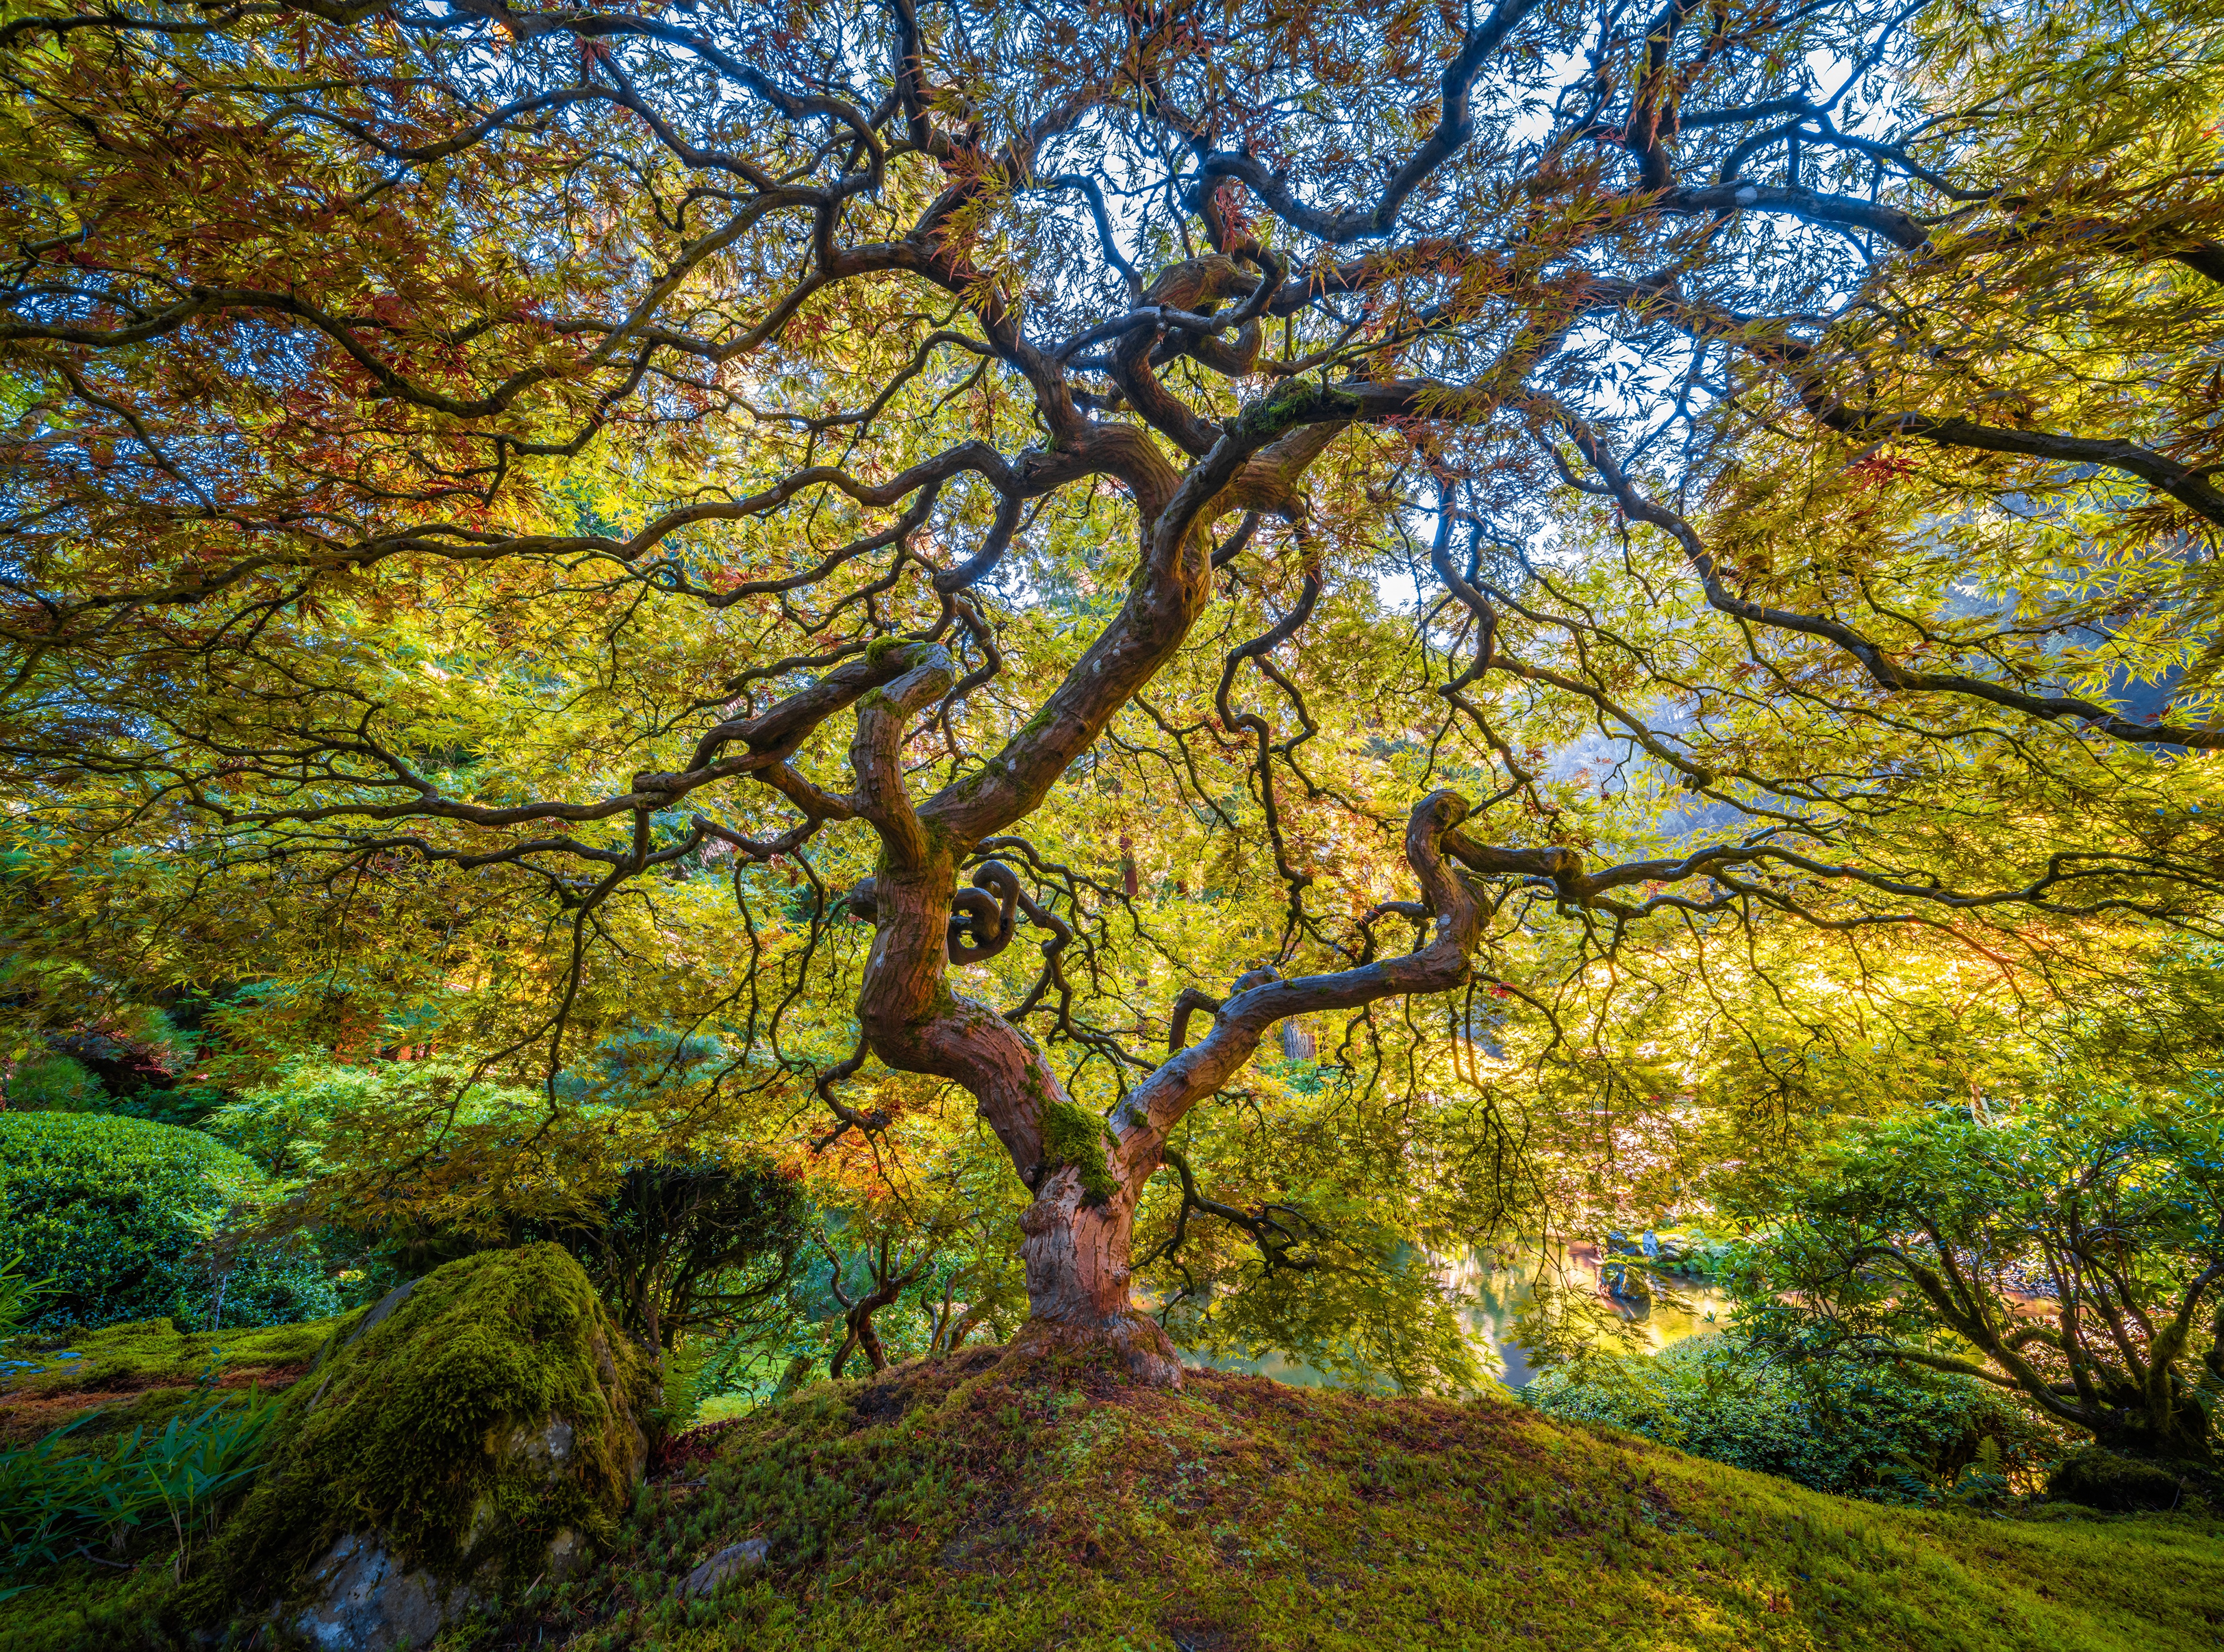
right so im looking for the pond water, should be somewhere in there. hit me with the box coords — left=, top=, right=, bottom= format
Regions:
left=1191, top=1239, right=1737, bottom=1392
left=1455, top=1241, right=1738, bottom=1387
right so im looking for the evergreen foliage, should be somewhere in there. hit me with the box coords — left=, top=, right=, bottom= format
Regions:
left=1723, top=1091, right=2224, bottom=1467
left=539, top=1157, right=810, bottom=1353
left=4, top=1054, right=105, bottom=1114
left=1524, top=1335, right=2053, bottom=1503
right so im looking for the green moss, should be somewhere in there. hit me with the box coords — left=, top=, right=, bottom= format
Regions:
left=1037, top=1100, right=1117, bottom=1204
left=921, top=976, right=962, bottom=1023
left=921, top=816, right=970, bottom=866
left=179, top=1244, right=650, bottom=1626
left=0, top=1553, right=182, bottom=1651
left=1245, top=377, right=1364, bottom=439
left=15, top=1312, right=352, bottom=1388
left=864, top=635, right=909, bottom=668
left=549, top=1353, right=2224, bottom=1652
left=0, top=1313, right=355, bottom=1445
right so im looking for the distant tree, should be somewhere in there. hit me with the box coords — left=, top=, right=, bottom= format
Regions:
left=1727, top=1095, right=2224, bottom=1468
left=803, top=1125, right=1032, bottom=1377
left=823, top=1231, right=933, bottom=1379
left=551, top=1157, right=808, bottom=1354
left=3, top=0, right=2221, bottom=1388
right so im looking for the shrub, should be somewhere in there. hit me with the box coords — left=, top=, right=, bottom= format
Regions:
left=202, top=1055, right=559, bottom=1202
left=0, top=1393, right=278, bottom=1585
left=3, top=1048, right=222, bottom=1129
left=202, top=1056, right=536, bottom=1179
left=1720, top=1091, right=2224, bottom=1464
left=2046, top=1447, right=2191, bottom=1512
left=540, top=1157, right=808, bottom=1353
left=0, top=1115, right=338, bottom=1334
left=1524, top=1333, right=2051, bottom=1502
left=103, top=1085, right=226, bottom=1131
left=4, top=1054, right=107, bottom=1113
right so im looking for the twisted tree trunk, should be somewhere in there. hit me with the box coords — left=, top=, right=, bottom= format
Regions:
left=20, top=0, right=2223, bottom=1414
left=1010, top=1172, right=1180, bottom=1385
left=847, top=660, right=1496, bottom=1384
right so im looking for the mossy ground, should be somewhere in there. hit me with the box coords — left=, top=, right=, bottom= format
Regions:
left=10, top=1337, right=2224, bottom=1652
left=5, top=1248, right=650, bottom=1650
left=0, top=1313, right=353, bottom=1445
left=0, top=1317, right=357, bottom=1652
left=2, top=1556, right=179, bottom=1652
left=534, top=1351, right=2224, bottom=1652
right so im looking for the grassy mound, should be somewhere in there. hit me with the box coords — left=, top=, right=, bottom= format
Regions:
left=1, top=1316, right=353, bottom=1650
left=8, top=1341, right=2223, bottom=1650
left=535, top=1351, right=2224, bottom=1652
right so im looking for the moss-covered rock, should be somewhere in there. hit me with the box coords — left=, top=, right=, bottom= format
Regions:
left=2047, top=1446, right=2190, bottom=1512
left=184, top=1243, right=651, bottom=1649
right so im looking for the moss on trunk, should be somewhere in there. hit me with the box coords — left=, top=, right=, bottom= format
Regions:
left=1035, top=1100, right=1117, bottom=1204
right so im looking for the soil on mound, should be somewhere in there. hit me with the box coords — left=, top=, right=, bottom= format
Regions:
left=517, top=1349, right=2224, bottom=1652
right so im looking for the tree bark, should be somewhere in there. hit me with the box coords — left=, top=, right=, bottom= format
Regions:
left=812, top=364, right=1507, bottom=1390
left=1008, top=1167, right=1182, bottom=1386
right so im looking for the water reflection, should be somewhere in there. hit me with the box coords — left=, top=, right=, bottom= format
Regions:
left=1188, top=1239, right=1736, bottom=1392
left=1458, top=1240, right=1735, bottom=1388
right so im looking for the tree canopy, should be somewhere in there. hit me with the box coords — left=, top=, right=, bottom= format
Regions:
left=3, top=0, right=2222, bottom=1383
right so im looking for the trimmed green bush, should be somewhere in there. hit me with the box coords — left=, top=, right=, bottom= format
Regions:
left=2046, top=1447, right=2190, bottom=1512
left=0, top=1114, right=338, bottom=1334
left=1523, top=1333, right=2052, bottom=1501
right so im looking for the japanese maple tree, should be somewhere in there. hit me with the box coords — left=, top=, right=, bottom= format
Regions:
left=3, top=0, right=2221, bottom=1383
